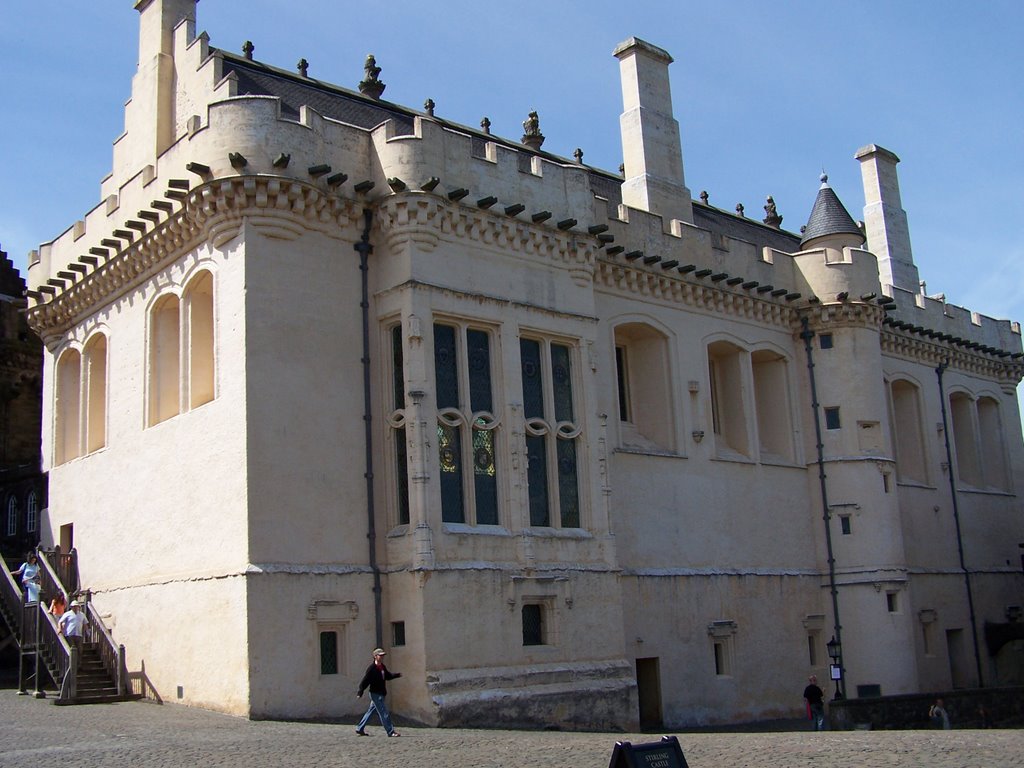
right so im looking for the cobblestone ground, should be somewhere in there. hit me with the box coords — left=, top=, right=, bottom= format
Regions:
left=1, top=691, right=1023, bottom=768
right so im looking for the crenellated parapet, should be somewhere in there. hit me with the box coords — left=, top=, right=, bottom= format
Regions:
left=377, top=193, right=597, bottom=283
left=800, top=300, right=888, bottom=334
left=880, top=325, right=1023, bottom=387
left=26, top=175, right=363, bottom=344
left=883, top=283, right=1022, bottom=353
left=594, top=259, right=798, bottom=329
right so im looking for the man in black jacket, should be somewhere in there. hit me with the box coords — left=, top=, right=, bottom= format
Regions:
left=356, top=648, right=402, bottom=737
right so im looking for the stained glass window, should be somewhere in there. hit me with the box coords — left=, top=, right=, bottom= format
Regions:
left=473, top=423, right=498, bottom=525
left=557, top=438, right=580, bottom=528
left=438, top=423, right=464, bottom=523
left=395, top=426, right=410, bottom=526
left=520, top=338, right=544, bottom=419
left=551, top=343, right=574, bottom=423
left=434, top=322, right=500, bottom=527
left=391, top=325, right=405, bottom=410
left=434, top=324, right=459, bottom=410
left=526, top=434, right=549, bottom=527
left=390, top=323, right=409, bottom=527
left=467, top=329, right=492, bottom=413
left=521, top=337, right=581, bottom=529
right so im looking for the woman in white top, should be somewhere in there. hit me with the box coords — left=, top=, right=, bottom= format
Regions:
left=13, top=551, right=41, bottom=604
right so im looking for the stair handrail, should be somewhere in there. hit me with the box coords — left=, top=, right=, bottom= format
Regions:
left=40, top=546, right=78, bottom=597
left=0, top=554, right=25, bottom=640
left=34, top=547, right=69, bottom=610
left=82, top=593, right=128, bottom=696
left=36, top=605, right=73, bottom=701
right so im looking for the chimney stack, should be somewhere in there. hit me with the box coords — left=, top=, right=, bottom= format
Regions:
left=855, top=144, right=920, bottom=292
left=129, top=0, right=197, bottom=164
left=614, top=38, right=693, bottom=225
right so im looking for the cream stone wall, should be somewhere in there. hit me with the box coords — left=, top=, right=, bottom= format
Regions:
left=22, top=1, right=1024, bottom=730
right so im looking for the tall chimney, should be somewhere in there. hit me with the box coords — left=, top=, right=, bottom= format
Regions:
left=855, top=144, right=920, bottom=292
left=130, top=0, right=197, bottom=163
left=614, top=37, right=693, bottom=225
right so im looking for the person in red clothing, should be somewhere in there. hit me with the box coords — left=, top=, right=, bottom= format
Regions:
left=355, top=648, right=402, bottom=737
left=803, top=675, right=826, bottom=731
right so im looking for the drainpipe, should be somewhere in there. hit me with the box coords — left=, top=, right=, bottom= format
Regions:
left=800, top=315, right=845, bottom=698
left=935, top=359, right=984, bottom=687
left=355, top=208, right=383, bottom=648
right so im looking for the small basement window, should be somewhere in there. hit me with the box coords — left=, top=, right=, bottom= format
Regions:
left=824, top=407, right=841, bottom=430
left=522, top=604, right=545, bottom=646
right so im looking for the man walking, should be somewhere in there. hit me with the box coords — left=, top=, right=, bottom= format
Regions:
left=803, top=674, right=826, bottom=731
left=356, top=648, right=402, bottom=737
left=58, top=599, right=88, bottom=669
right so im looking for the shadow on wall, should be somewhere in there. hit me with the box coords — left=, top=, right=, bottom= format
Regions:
left=830, top=687, right=1024, bottom=730
left=128, top=659, right=163, bottom=704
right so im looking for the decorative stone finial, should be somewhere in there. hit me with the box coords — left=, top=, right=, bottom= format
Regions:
left=359, top=54, right=386, bottom=99
left=424, top=98, right=435, bottom=117
left=297, top=58, right=309, bottom=77
left=735, top=203, right=745, bottom=217
left=820, top=172, right=829, bottom=186
left=762, top=195, right=783, bottom=228
left=699, top=190, right=709, bottom=204
left=480, top=117, right=491, bottom=134
left=242, top=41, right=254, bottom=60
left=521, top=111, right=544, bottom=150
left=619, top=163, right=625, bottom=177
left=573, top=148, right=584, bottom=164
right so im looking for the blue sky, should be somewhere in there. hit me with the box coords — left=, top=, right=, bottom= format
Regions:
left=1, top=1, right=1021, bottom=418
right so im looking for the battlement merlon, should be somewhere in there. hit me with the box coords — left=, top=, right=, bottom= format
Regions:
left=110, top=1, right=211, bottom=197
left=883, top=284, right=1022, bottom=353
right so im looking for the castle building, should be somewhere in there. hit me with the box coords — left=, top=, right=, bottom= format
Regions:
left=0, top=246, right=45, bottom=563
left=22, top=0, right=1024, bottom=727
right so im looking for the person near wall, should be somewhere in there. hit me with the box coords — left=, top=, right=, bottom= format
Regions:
left=58, top=599, right=88, bottom=667
left=356, top=648, right=402, bottom=737
left=929, top=698, right=951, bottom=730
left=12, top=552, right=41, bottom=603
left=48, top=592, right=67, bottom=618
left=803, top=675, right=826, bottom=731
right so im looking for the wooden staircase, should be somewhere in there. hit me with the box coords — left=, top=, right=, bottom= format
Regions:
left=52, top=642, right=127, bottom=704
left=1, top=548, right=140, bottom=704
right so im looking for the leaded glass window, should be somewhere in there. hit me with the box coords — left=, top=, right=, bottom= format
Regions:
left=434, top=321, right=501, bottom=526
left=5, top=498, right=15, bottom=537
left=320, top=630, right=338, bottom=675
left=434, top=323, right=459, bottom=410
left=522, top=604, right=544, bottom=645
left=389, top=323, right=410, bottom=526
left=26, top=492, right=38, bottom=534
left=520, top=336, right=582, bottom=529
left=438, top=422, right=465, bottom=523
left=526, top=434, right=549, bottom=526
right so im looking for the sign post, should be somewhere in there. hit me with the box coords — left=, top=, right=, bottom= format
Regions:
left=608, top=735, right=689, bottom=768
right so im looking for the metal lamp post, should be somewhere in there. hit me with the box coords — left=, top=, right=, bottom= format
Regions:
left=826, top=635, right=844, bottom=699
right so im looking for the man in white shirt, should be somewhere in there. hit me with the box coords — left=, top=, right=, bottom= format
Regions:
left=58, top=599, right=88, bottom=658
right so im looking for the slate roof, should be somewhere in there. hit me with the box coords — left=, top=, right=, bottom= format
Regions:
left=221, top=53, right=416, bottom=135
left=217, top=50, right=807, bottom=256
left=693, top=203, right=802, bottom=252
left=800, top=175, right=863, bottom=247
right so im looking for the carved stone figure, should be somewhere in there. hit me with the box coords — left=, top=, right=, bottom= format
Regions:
left=359, top=54, right=386, bottom=99
left=521, top=111, right=544, bottom=150
left=763, top=195, right=783, bottom=228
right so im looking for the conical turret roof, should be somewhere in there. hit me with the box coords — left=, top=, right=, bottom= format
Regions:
left=800, top=174, right=864, bottom=247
